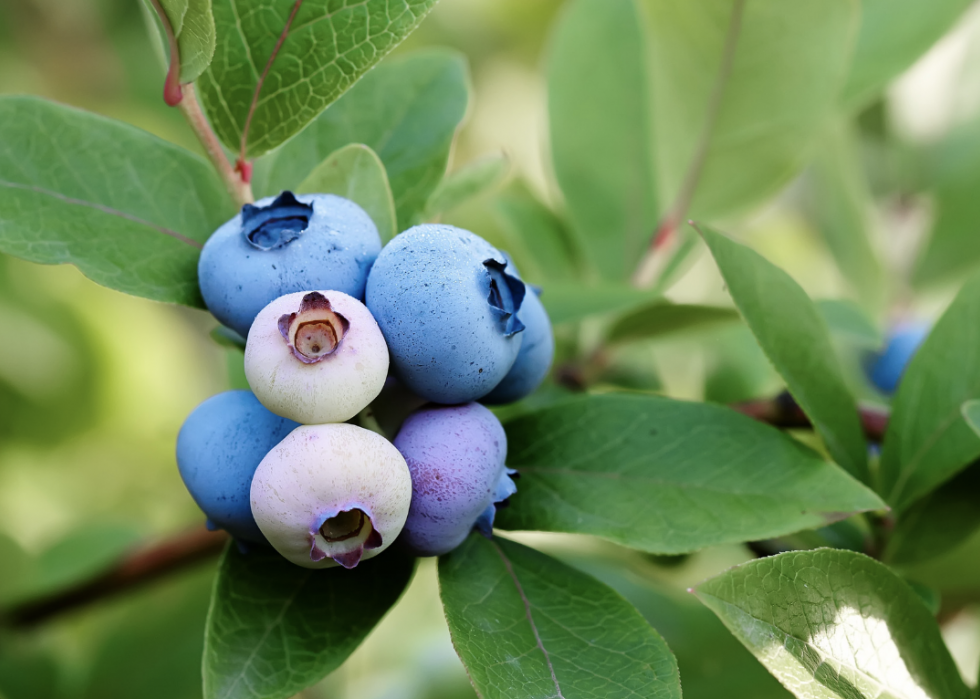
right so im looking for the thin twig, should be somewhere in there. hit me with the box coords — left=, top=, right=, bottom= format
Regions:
left=2, top=526, right=228, bottom=628
left=731, top=396, right=890, bottom=443
left=147, top=0, right=184, bottom=106
left=633, top=0, right=747, bottom=288
left=178, top=83, right=254, bottom=207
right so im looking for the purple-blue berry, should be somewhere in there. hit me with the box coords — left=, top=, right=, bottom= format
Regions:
left=365, top=225, right=526, bottom=404
left=198, top=191, right=381, bottom=338
left=176, top=390, right=298, bottom=543
left=394, top=403, right=517, bottom=556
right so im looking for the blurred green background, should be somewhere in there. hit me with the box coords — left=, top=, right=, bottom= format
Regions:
left=4, top=0, right=980, bottom=697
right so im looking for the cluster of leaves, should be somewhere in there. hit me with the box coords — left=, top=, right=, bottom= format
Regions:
left=4, top=0, right=980, bottom=698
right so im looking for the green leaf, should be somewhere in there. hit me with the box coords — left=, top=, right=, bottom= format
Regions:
left=913, top=122, right=980, bottom=287
left=0, top=96, right=233, bottom=307
left=548, top=0, right=658, bottom=281
left=815, top=299, right=882, bottom=349
left=641, top=0, right=858, bottom=220
left=563, top=552, right=794, bottom=699
left=149, top=0, right=217, bottom=83
left=699, top=224, right=869, bottom=483
left=424, top=152, right=510, bottom=219
left=806, top=122, right=884, bottom=310
left=843, top=0, right=973, bottom=109
left=252, top=49, right=469, bottom=229
left=438, top=534, right=682, bottom=699
left=695, top=549, right=971, bottom=699
left=879, top=271, right=980, bottom=510
left=539, top=283, right=660, bottom=325
left=495, top=394, right=886, bottom=554
left=296, top=143, right=396, bottom=243
left=198, top=0, right=439, bottom=159
left=964, top=400, right=980, bottom=437
left=204, top=544, right=415, bottom=699
left=885, top=462, right=980, bottom=566
left=491, top=180, right=580, bottom=284
left=606, top=302, right=740, bottom=346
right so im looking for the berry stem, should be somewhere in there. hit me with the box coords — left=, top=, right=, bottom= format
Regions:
left=1, top=525, right=228, bottom=628
left=178, top=83, right=254, bottom=208
left=632, top=0, right=746, bottom=289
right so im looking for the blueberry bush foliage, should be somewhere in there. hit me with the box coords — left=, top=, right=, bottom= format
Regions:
left=3, top=0, right=980, bottom=698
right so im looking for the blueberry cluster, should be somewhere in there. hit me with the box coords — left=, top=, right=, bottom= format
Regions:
left=177, top=192, right=552, bottom=567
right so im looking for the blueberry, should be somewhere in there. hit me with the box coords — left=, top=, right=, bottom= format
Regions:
left=176, top=390, right=298, bottom=543
left=250, top=424, right=412, bottom=569
left=482, top=284, right=554, bottom=404
left=864, top=321, right=930, bottom=394
left=244, top=290, right=389, bottom=424
left=198, top=191, right=382, bottom=338
left=365, top=224, right=526, bottom=404
left=394, top=403, right=517, bottom=557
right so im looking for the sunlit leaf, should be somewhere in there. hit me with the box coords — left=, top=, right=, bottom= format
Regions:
left=695, top=550, right=971, bottom=699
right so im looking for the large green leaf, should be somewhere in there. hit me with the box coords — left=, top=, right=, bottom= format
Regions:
left=606, top=302, right=740, bottom=346
left=495, top=394, right=885, bottom=554
left=198, top=0, right=439, bottom=159
left=149, top=0, right=216, bottom=82
left=204, top=544, right=415, bottom=699
left=641, top=0, right=858, bottom=221
left=695, top=550, right=971, bottom=699
left=699, top=224, right=869, bottom=483
left=806, top=122, right=884, bottom=310
left=438, top=534, right=681, bottom=699
left=885, top=461, right=980, bottom=566
left=879, top=271, right=980, bottom=510
left=843, top=0, right=973, bottom=109
left=491, top=180, right=580, bottom=284
left=913, top=122, right=980, bottom=287
left=548, top=0, right=658, bottom=281
left=252, top=49, right=469, bottom=229
left=0, top=96, right=232, bottom=307
left=296, top=143, right=396, bottom=242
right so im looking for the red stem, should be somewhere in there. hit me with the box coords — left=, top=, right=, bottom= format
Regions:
left=147, top=0, right=184, bottom=106
left=238, top=0, right=305, bottom=171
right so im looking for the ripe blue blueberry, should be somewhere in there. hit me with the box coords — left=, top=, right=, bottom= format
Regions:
left=394, top=403, right=517, bottom=557
left=365, top=224, right=526, bottom=404
left=864, top=321, right=930, bottom=394
left=176, top=390, right=299, bottom=543
left=482, top=284, right=554, bottom=404
left=198, top=191, right=382, bottom=338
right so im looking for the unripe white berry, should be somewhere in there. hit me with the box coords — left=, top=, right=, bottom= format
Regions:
left=250, top=423, right=412, bottom=569
left=244, top=290, right=389, bottom=424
